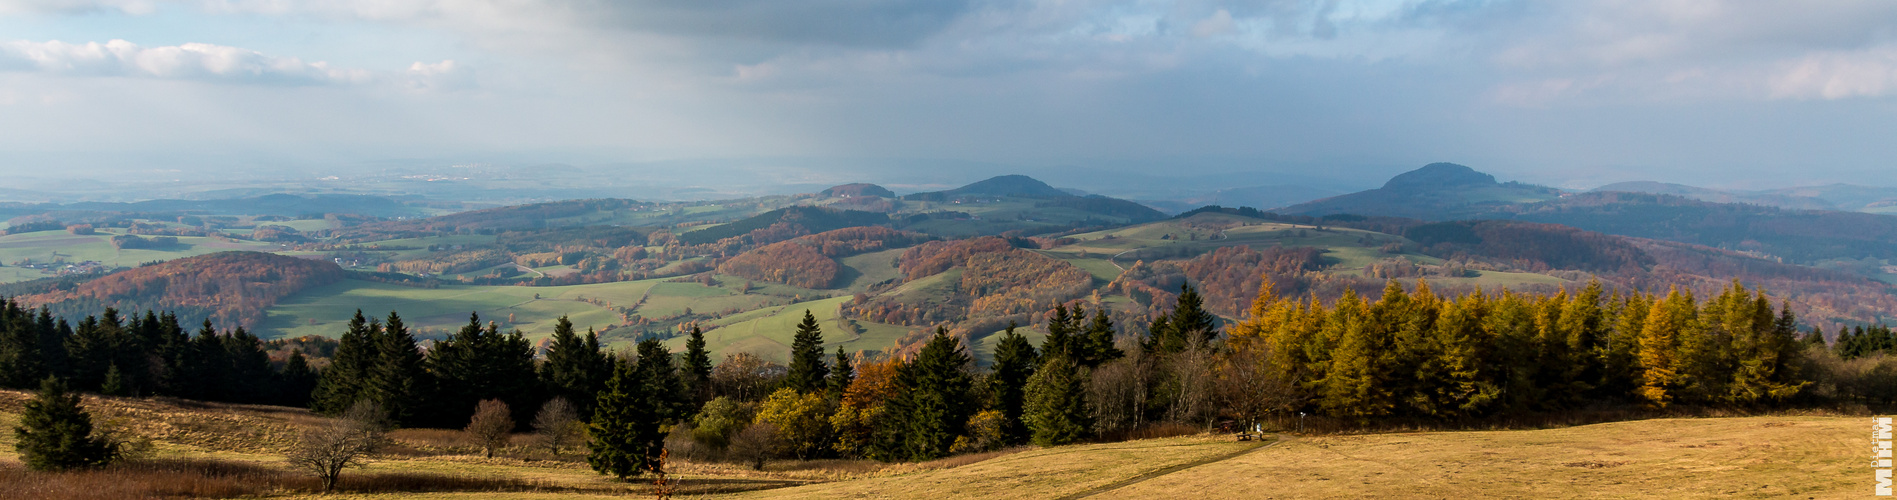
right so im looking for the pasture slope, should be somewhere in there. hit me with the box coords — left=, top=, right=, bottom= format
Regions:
left=0, top=390, right=1866, bottom=499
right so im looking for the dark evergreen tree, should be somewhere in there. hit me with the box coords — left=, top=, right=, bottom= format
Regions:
left=1042, top=304, right=1079, bottom=360
left=1023, top=355, right=1090, bottom=446
left=683, top=326, right=713, bottom=400
left=311, top=311, right=377, bottom=415
left=276, top=350, right=319, bottom=407
left=64, top=315, right=120, bottom=392
left=882, top=327, right=973, bottom=461
left=826, top=346, right=854, bottom=403
left=541, top=316, right=609, bottom=421
left=990, top=323, right=1037, bottom=445
left=35, top=309, right=70, bottom=381
left=785, top=310, right=829, bottom=393
left=428, top=312, right=537, bottom=428
left=368, top=313, right=431, bottom=427
left=588, top=355, right=657, bottom=479
left=13, top=376, right=115, bottom=471
left=222, top=327, right=273, bottom=404
left=635, top=338, right=690, bottom=422
left=1164, top=283, right=1219, bottom=351
left=1079, top=308, right=1123, bottom=368
left=98, top=364, right=127, bottom=397
left=0, top=301, right=47, bottom=389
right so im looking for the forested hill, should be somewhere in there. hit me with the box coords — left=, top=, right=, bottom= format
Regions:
left=19, top=251, right=344, bottom=329
left=1279, top=163, right=1897, bottom=267
left=902, top=175, right=1167, bottom=222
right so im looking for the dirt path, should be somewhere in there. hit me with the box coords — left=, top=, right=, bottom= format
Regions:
left=1053, top=435, right=1285, bottom=500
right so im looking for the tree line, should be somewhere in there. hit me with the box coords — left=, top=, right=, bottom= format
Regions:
left=8, top=278, right=1897, bottom=480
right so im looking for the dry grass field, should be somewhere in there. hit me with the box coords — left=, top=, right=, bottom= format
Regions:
left=0, top=389, right=1874, bottom=499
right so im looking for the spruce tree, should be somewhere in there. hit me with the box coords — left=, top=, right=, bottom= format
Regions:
left=1023, top=355, right=1089, bottom=446
left=1043, top=304, right=1078, bottom=360
left=278, top=350, right=319, bottom=407
left=991, top=323, right=1037, bottom=445
left=368, top=313, right=430, bottom=427
left=98, top=364, right=127, bottom=397
left=684, top=326, right=713, bottom=398
left=14, top=376, right=115, bottom=470
left=635, top=338, right=690, bottom=422
left=1168, top=283, right=1219, bottom=350
left=0, top=303, right=46, bottom=389
left=589, top=356, right=656, bottom=479
left=785, top=310, right=829, bottom=394
left=888, top=327, right=972, bottom=460
left=223, top=327, right=274, bottom=404
left=311, top=311, right=377, bottom=414
left=542, top=317, right=609, bottom=421
left=827, top=346, right=854, bottom=402
left=1080, top=307, right=1123, bottom=368
left=428, top=313, right=537, bottom=428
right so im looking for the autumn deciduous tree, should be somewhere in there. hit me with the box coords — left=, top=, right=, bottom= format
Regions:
left=465, top=399, right=514, bottom=459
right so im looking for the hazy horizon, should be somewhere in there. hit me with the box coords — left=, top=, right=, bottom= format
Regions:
left=2, top=1, right=1895, bottom=199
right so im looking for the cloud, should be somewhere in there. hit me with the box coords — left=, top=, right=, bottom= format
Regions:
left=405, top=59, right=472, bottom=91
left=1769, top=45, right=1897, bottom=99
left=0, top=0, right=156, bottom=15
left=0, top=39, right=373, bottom=84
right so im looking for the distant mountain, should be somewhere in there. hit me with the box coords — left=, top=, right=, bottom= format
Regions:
left=907, top=174, right=1074, bottom=199
left=1280, top=163, right=1562, bottom=220
left=1280, top=163, right=1897, bottom=267
left=1592, top=181, right=1837, bottom=211
left=677, top=206, right=892, bottom=245
left=819, top=183, right=896, bottom=198
left=904, top=175, right=1167, bottom=222
left=1762, top=184, right=1897, bottom=214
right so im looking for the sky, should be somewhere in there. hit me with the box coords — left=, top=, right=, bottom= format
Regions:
left=0, top=0, right=1894, bottom=193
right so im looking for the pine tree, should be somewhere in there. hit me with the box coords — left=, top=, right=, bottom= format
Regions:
left=1023, top=355, right=1089, bottom=446
left=13, top=376, right=115, bottom=471
left=589, top=356, right=656, bottom=480
left=826, top=346, right=854, bottom=403
left=311, top=311, right=377, bottom=414
left=542, top=317, right=609, bottom=421
left=991, top=323, right=1038, bottom=445
left=785, top=310, right=829, bottom=394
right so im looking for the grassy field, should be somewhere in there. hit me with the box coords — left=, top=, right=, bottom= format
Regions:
left=0, top=389, right=1870, bottom=499
left=257, top=279, right=655, bottom=341
left=1108, top=416, right=1862, bottom=499
left=669, top=295, right=917, bottom=364
left=0, top=229, right=283, bottom=282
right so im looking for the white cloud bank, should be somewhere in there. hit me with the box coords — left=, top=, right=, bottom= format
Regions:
left=0, top=39, right=373, bottom=84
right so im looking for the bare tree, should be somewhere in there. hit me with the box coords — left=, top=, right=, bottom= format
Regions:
left=1164, top=337, right=1217, bottom=427
left=727, top=422, right=780, bottom=471
left=532, top=397, right=583, bottom=455
left=1216, top=339, right=1302, bottom=433
left=465, top=399, right=514, bottom=459
left=287, top=400, right=387, bottom=493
